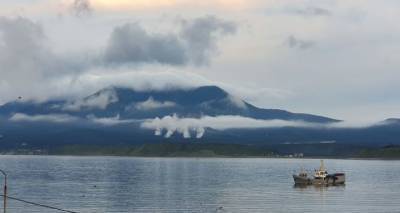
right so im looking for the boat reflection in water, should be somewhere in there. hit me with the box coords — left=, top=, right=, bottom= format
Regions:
left=293, top=160, right=345, bottom=186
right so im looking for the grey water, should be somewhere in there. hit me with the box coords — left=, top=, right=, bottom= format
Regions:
left=0, top=156, right=399, bottom=213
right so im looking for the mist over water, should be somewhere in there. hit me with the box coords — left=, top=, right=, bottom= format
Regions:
left=0, top=156, right=399, bottom=213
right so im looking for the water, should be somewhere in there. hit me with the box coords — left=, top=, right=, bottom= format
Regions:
left=0, top=156, right=399, bottom=213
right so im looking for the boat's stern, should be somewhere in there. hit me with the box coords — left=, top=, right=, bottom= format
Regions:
left=328, top=173, right=345, bottom=185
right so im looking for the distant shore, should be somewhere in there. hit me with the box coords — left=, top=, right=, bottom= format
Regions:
left=1, top=154, right=399, bottom=161
left=1, top=143, right=399, bottom=159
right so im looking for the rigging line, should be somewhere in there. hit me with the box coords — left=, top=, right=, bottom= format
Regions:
left=1, top=195, right=79, bottom=213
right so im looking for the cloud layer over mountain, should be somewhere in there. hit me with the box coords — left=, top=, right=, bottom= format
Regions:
left=0, top=15, right=236, bottom=104
left=1, top=0, right=400, bottom=121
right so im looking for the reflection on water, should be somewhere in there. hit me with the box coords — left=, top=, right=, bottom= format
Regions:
left=293, top=184, right=346, bottom=194
left=0, top=156, right=399, bottom=213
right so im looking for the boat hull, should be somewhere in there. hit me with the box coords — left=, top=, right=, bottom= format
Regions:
left=293, top=175, right=312, bottom=185
left=293, top=173, right=345, bottom=186
left=327, top=173, right=345, bottom=185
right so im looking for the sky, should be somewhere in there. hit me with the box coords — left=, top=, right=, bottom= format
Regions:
left=0, top=0, right=400, bottom=122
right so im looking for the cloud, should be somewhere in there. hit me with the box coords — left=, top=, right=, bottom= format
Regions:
left=227, top=95, right=247, bottom=109
left=85, top=0, right=260, bottom=12
left=89, top=0, right=178, bottom=11
left=0, top=15, right=241, bottom=106
left=0, top=17, right=84, bottom=76
left=62, top=88, right=118, bottom=111
left=9, top=113, right=79, bottom=123
left=180, top=15, right=237, bottom=65
left=6, top=67, right=288, bottom=112
left=71, top=0, right=93, bottom=17
left=132, top=97, right=176, bottom=111
left=62, top=69, right=206, bottom=96
left=141, top=115, right=387, bottom=138
left=9, top=113, right=138, bottom=126
left=0, top=15, right=237, bottom=104
left=2, top=1, right=400, bottom=122
left=0, top=16, right=91, bottom=104
left=0, top=17, right=56, bottom=102
left=61, top=68, right=286, bottom=109
left=87, top=114, right=138, bottom=126
left=286, top=35, right=315, bottom=50
left=103, top=16, right=237, bottom=66
left=141, top=114, right=318, bottom=138
left=0, top=17, right=52, bottom=82
left=265, top=5, right=332, bottom=18
left=104, top=23, right=187, bottom=66
left=327, top=120, right=387, bottom=129
left=289, top=7, right=332, bottom=17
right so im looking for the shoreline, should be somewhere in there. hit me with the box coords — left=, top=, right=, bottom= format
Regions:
left=1, top=153, right=399, bottom=160
left=1, top=143, right=399, bottom=160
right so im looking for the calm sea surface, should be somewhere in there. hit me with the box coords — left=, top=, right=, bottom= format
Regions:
left=0, top=156, right=399, bottom=213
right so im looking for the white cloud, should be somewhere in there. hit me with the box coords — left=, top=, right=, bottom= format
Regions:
left=57, top=68, right=287, bottom=108
left=87, top=114, right=139, bottom=126
left=62, top=88, right=118, bottom=111
left=195, top=127, right=205, bottom=138
left=141, top=114, right=317, bottom=138
left=132, top=97, right=176, bottom=111
left=327, top=120, right=388, bottom=129
left=227, top=95, right=247, bottom=109
left=9, top=113, right=79, bottom=123
left=141, top=114, right=386, bottom=138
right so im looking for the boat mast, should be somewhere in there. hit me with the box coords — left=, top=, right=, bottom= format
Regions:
left=320, top=160, right=325, bottom=171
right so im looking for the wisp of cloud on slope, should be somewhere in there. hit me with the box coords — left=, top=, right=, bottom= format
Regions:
left=132, top=97, right=176, bottom=111
left=10, top=113, right=79, bottom=123
left=62, top=88, right=118, bottom=111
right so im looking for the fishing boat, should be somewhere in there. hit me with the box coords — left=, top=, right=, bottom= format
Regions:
left=293, top=160, right=345, bottom=186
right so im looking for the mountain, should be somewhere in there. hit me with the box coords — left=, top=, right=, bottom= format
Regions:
left=0, top=85, right=400, bottom=153
left=0, top=86, right=337, bottom=122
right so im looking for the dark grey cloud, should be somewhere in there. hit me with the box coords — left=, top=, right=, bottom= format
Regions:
left=180, top=16, right=237, bottom=65
left=290, top=7, right=332, bottom=17
left=0, top=17, right=91, bottom=102
left=286, top=35, right=315, bottom=50
left=0, top=17, right=89, bottom=76
left=0, top=17, right=54, bottom=79
left=104, top=23, right=187, bottom=66
left=71, top=0, right=93, bottom=17
left=0, top=17, right=58, bottom=101
left=104, top=16, right=237, bottom=66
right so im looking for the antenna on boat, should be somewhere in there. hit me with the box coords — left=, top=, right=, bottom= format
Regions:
left=320, top=160, right=325, bottom=171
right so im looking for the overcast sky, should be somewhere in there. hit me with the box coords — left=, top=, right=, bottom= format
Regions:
left=0, top=0, right=399, bottom=122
